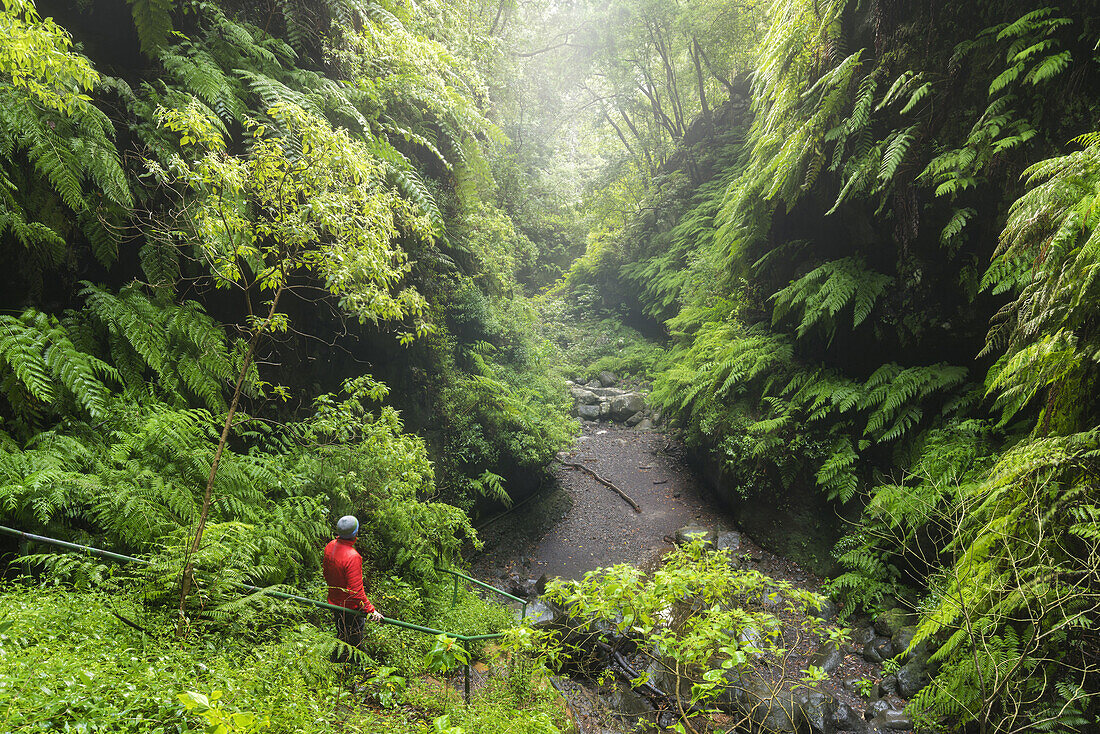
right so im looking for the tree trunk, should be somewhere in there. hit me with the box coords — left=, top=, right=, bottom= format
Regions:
left=175, top=285, right=285, bottom=635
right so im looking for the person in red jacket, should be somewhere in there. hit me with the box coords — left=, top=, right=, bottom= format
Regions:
left=323, top=515, right=382, bottom=663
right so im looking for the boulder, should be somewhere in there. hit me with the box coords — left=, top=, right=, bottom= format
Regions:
left=634, top=418, right=655, bottom=431
left=862, top=637, right=894, bottom=663
left=609, top=392, right=646, bottom=421
left=875, top=675, right=898, bottom=698
left=585, top=385, right=627, bottom=398
left=599, top=400, right=612, bottom=418
left=577, top=404, right=601, bottom=421
left=874, top=608, right=916, bottom=638
left=715, top=531, right=743, bottom=553
left=738, top=677, right=800, bottom=732
left=598, top=371, right=618, bottom=387
left=808, top=598, right=838, bottom=622
left=871, top=709, right=912, bottom=730
left=895, top=655, right=933, bottom=699
left=624, top=412, right=645, bottom=427
left=864, top=698, right=894, bottom=721
left=831, top=702, right=865, bottom=731
left=570, top=386, right=600, bottom=404
left=794, top=688, right=838, bottom=734
left=891, top=625, right=916, bottom=655
left=524, top=600, right=558, bottom=626
left=809, top=642, right=845, bottom=674
left=598, top=680, right=655, bottom=726
left=850, top=626, right=876, bottom=649
left=585, top=379, right=602, bottom=389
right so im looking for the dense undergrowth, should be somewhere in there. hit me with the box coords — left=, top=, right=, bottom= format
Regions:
left=557, top=0, right=1100, bottom=729
left=0, top=583, right=565, bottom=734
left=0, top=0, right=574, bottom=730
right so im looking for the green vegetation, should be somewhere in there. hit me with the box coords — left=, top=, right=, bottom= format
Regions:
left=0, top=584, right=563, bottom=733
left=3, top=0, right=1100, bottom=730
left=0, top=0, right=572, bottom=730
left=549, top=0, right=1100, bottom=729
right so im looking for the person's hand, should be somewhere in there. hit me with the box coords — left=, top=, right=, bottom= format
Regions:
left=369, top=610, right=383, bottom=623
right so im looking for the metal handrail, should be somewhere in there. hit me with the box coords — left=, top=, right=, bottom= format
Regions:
left=439, top=566, right=528, bottom=620
left=0, top=524, right=507, bottom=702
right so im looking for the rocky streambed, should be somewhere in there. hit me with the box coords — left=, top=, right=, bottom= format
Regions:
left=471, top=396, right=931, bottom=734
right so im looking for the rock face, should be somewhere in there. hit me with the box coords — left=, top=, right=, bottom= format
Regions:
left=566, top=380, right=651, bottom=425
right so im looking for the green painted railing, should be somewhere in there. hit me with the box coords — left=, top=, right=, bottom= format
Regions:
left=439, top=566, right=528, bottom=620
left=0, top=524, right=513, bottom=703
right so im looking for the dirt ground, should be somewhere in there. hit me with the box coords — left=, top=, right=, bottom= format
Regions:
left=471, top=421, right=733, bottom=581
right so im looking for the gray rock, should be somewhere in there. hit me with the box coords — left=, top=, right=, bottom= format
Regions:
left=599, top=400, right=612, bottom=418
left=831, top=702, right=865, bottom=731
left=598, top=371, right=618, bottom=387
left=872, top=709, right=912, bottom=730
left=570, top=387, right=600, bottom=404
left=598, top=681, right=654, bottom=724
left=892, top=625, right=916, bottom=655
left=809, top=642, right=845, bottom=674
left=864, top=698, right=894, bottom=720
left=862, top=637, right=894, bottom=663
left=585, top=386, right=627, bottom=398
left=875, top=675, right=898, bottom=698
left=577, top=404, right=601, bottom=421
left=634, top=418, right=654, bottom=430
left=841, top=677, right=865, bottom=694
left=895, top=657, right=932, bottom=699
left=523, top=600, right=557, bottom=626
left=808, top=598, right=838, bottom=622
left=794, top=688, right=838, bottom=734
left=585, top=379, right=602, bottom=389
left=609, top=392, right=646, bottom=421
left=741, top=678, right=800, bottom=732
left=874, top=608, right=916, bottom=638
left=715, top=531, right=743, bottom=553
left=675, top=525, right=714, bottom=545
left=851, top=626, right=876, bottom=649
left=624, top=411, right=644, bottom=427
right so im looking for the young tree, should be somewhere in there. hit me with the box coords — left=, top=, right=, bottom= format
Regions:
left=156, top=100, right=433, bottom=629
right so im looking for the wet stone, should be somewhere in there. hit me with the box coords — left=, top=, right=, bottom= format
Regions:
left=862, top=637, right=894, bottom=663
left=715, top=530, right=743, bottom=553
left=809, top=642, right=845, bottom=675
left=831, top=701, right=865, bottom=731
left=872, top=709, right=913, bottom=730
left=874, top=608, right=916, bottom=638
left=864, top=698, right=894, bottom=721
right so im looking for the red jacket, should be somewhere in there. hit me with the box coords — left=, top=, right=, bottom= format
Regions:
left=323, top=538, right=376, bottom=613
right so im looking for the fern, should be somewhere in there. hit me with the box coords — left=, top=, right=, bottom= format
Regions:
left=771, top=257, right=892, bottom=341
left=127, top=0, right=174, bottom=55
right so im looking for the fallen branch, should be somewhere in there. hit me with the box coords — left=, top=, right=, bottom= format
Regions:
left=555, top=458, right=642, bottom=513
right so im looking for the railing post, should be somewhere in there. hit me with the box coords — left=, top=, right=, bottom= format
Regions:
left=463, top=639, right=471, bottom=705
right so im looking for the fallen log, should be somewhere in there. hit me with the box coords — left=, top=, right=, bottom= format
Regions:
left=555, top=458, right=642, bottom=513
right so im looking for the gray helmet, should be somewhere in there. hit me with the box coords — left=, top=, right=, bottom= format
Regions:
left=336, top=515, right=359, bottom=539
